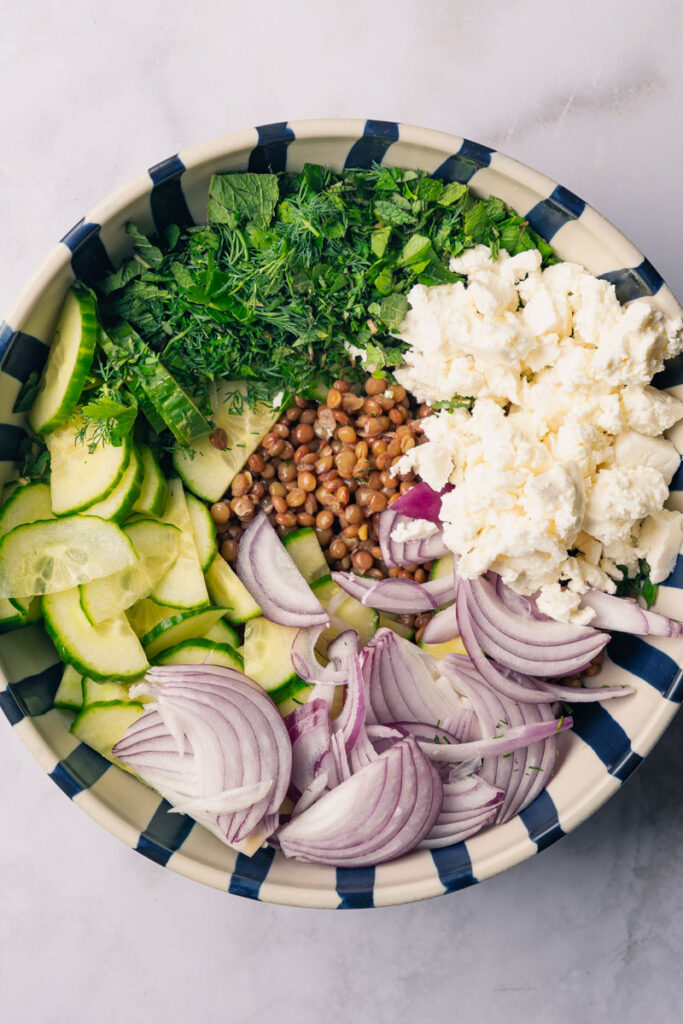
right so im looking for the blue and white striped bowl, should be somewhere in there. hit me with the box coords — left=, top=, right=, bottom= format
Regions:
left=1, top=119, right=681, bottom=908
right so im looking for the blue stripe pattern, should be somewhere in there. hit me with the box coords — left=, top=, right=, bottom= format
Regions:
left=430, top=841, right=475, bottom=893
left=148, top=154, right=194, bottom=232
left=433, top=138, right=494, bottom=185
left=669, top=459, right=683, bottom=491
left=248, top=122, right=295, bottom=174
left=336, top=866, right=376, bottom=908
left=0, top=687, right=23, bottom=726
left=2, top=331, right=49, bottom=386
left=49, top=743, right=110, bottom=800
left=343, top=120, right=399, bottom=170
left=518, top=790, right=564, bottom=851
left=525, top=184, right=586, bottom=241
left=652, top=355, right=683, bottom=390
left=569, top=703, right=642, bottom=782
left=607, top=634, right=682, bottom=701
left=8, top=663, right=62, bottom=717
left=135, top=799, right=195, bottom=866
left=0, top=321, right=14, bottom=362
left=60, top=218, right=113, bottom=287
left=599, top=257, right=664, bottom=303
left=228, top=845, right=276, bottom=899
left=0, top=424, right=26, bottom=461
left=663, top=554, right=683, bottom=590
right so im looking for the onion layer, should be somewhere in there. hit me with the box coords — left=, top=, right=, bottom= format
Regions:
left=331, top=572, right=454, bottom=613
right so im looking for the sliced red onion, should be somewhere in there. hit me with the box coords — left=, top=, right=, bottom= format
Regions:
left=390, top=481, right=444, bottom=522
left=467, top=575, right=601, bottom=647
left=236, top=511, right=328, bottom=627
left=379, top=509, right=450, bottom=569
left=395, top=716, right=572, bottom=762
left=277, top=736, right=443, bottom=867
left=421, top=604, right=458, bottom=644
left=290, top=626, right=356, bottom=685
left=332, top=572, right=454, bottom=613
left=285, top=698, right=340, bottom=800
left=420, top=772, right=503, bottom=848
left=579, top=588, right=683, bottom=637
left=115, top=665, right=292, bottom=853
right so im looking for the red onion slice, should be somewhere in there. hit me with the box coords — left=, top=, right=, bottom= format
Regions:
left=421, top=604, right=458, bottom=644
left=579, top=588, right=683, bottom=637
left=390, top=482, right=444, bottom=522
left=290, top=626, right=356, bottom=685
left=277, top=736, right=443, bottom=867
left=395, top=716, right=572, bottom=762
left=467, top=575, right=601, bottom=647
left=236, top=511, right=328, bottom=627
left=331, top=572, right=454, bottom=613
left=114, top=665, right=292, bottom=853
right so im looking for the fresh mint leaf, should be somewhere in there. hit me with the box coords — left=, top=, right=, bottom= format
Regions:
left=398, top=234, right=432, bottom=267
left=125, top=222, right=164, bottom=269
left=374, top=199, right=415, bottom=226
left=438, top=181, right=467, bottom=207
left=378, top=293, right=409, bottom=331
left=371, top=226, right=392, bottom=258
left=207, top=172, right=278, bottom=229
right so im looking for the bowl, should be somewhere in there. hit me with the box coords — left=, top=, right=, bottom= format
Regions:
left=1, top=119, right=682, bottom=909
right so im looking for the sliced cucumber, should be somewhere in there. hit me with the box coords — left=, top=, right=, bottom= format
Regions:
left=205, top=554, right=260, bottom=624
left=28, top=289, right=98, bottom=434
left=47, top=420, right=131, bottom=515
left=0, top=597, right=29, bottom=631
left=155, top=638, right=243, bottom=671
left=131, top=446, right=168, bottom=518
left=127, top=599, right=225, bottom=659
left=150, top=480, right=209, bottom=609
left=419, top=637, right=467, bottom=660
left=174, top=381, right=280, bottom=502
left=42, top=588, right=149, bottom=681
left=80, top=518, right=180, bottom=623
left=273, top=684, right=313, bottom=715
left=311, top=576, right=379, bottom=655
left=186, top=493, right=218, bottom=572
left=430, top=555, right=454, bottom=581
left=204, top=618, right=240, bottom=647
left=102, top=323, right=210, bottom=446
left=54, top=664, right=83, bottom=712
left=0, top=516, right=137, bottom=598
left=83, top=446, right=144, bottom=523
left=243, top=616, right=310, bottom=706
left=81, top=677, right=133, bottom=707
left=71, top=701, right=144, bottom=759
left=282, top=527, right=329, bottom=584
left=0, top=482, right=55, bottom=537
left=378, top=612, right=415, bottom=641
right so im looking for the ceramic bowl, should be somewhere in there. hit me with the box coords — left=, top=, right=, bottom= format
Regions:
left=1, top=119, right=682, bottom=908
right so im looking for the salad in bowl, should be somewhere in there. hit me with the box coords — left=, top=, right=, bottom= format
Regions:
left=1, top=120, right=681, bottom=907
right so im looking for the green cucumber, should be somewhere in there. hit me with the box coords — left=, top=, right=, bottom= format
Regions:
left=54, top=664, right=83, bottom=711
left=42, top=588, right=149, bottom=681
left=81, top=677, right=133, bottom=707
left=79, top=518, right=181, bottom=623
left=204, top=619, right=240, bottom=647
left=0, top=482, right=54, bottom=536
left=282, top=527, right=329, bottom=584
left=311, top=576, right=379, bottom=654
left=186, top=493, right=218, bottom=572
left=430, top=555, right=454, bottom=581
left=243, top=616, right=309, bottom=705
left=0, top=597, right=29, bottom=631
left=154, top=637, right=243, bottom=671
left=47, top=420, right=131, bottom=515
left=204, top=554, right=260, bottom=624
left=70, top=701, right=144, bottom=759
left=127, top=599, right=225, bottom=659
left=0, top=516, right=137, bottom=597
left=131, top=446, right=168, bottom=518
left=173, top=380, right=280, bottom=503
left=28, top=289, right=98, bottom=434
left=150, top=480, right=209, bottom=609
left=102, top=323, right=211, bottom=446
left=378, top=612, right=415, bottom=641
left=274, top=684, right=313, bottom=715
left=83, top=446, right=144, bottom=523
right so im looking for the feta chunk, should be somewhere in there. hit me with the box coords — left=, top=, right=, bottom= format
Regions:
left=614, top=430, right=681, bottom=486
left=637, top=509, right=683, bottom=583
left=391, top=518, right=438, bottom=543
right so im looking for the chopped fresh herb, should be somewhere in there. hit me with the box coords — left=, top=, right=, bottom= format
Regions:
left=615, top=559, right=659, bottom=609
left=17, top=433, right=50, bottom=483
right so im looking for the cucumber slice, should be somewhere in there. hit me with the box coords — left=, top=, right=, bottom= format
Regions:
left=0, top=597, right=28, bottom=631
left=0, top=516, right=137, bottom=597
left=79, top=518, right=181, bottom=623
left=272, top=683, right=313, bottom=714
left=83, top=446, right=144, bottom=523
left=430, top=555, right=454, bottom=581
left=70, top=701, right=144, bottom=759
left=311, top=576, right=379, bottom=655
left=54, top=664, right=83, bottom=711
left=419, top=637, right=467, bottom=660
left=0, top=482, right=55, bottom=536
left=81, top=677, right=133, bottom=707
left=47, top=419, right=132, bottom=515
left=155, top=638, right=243, bottom=671
left=204, top=619, right=240, bottom=647
left=378, top=612, right=415, bottom=641
left=28, top=289, right=98, bottom=434
left=205, top=554, right=260, bottom=624
left=102, top=323, right=211, bottom=446
left=131, top=446, right=168, bottom=518
left=150, top=480, right=209, bottom=609
left=242, top=616, right=310, bottom=705
left=186, top=493, right=218, bottom=572
left=42, top=588, right=149, bottom=681
left=127, top=599, right=225, bottom=659
left=282, top=527, right=329, bottom=584
left=174, top=381, right=280, bottom=502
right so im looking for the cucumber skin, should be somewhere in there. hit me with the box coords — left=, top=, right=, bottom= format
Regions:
left=132, top=446, right=168, bottom=518
left=28, top=289, right=98, bottom=435
left=85, top=447, right=144, bottom=524
left=42, top=597, right=149, bottom=682
left=140, top=606, right=225, bottom=659
left=154, top=637, right=244, bottom=670
left=0, top=482, right=55, bottom=536
left=49, top=432, right=133, bottom=516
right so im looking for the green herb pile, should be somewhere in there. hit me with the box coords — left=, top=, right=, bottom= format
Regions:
left=86, top=163, right=554, bottom=430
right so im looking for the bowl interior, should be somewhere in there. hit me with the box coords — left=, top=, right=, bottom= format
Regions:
left=1, top=119, right=682, bottom=908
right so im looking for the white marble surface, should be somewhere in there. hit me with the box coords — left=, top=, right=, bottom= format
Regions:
left=2, top=2, right=683, bottom=1021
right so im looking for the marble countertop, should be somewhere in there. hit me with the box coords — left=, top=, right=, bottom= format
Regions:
left=2, top=3, right=683, bottom=1021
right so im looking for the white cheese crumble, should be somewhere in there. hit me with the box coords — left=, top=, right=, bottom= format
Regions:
left=393, top=245, right=683, bottom=622
left=390, top=518, right=439, bottom=543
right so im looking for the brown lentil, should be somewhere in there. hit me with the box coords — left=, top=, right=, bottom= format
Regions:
left=210, top=428, right=228, bottom=451
left=210, top=501, right=231, bottom=525
left=353, top=549, right=374, bottom=572
left=286, top=488, right=307, bottom=508
left=326, top=387, right=342, bottom=409
left=329, top=538, right=348, bottom=560
left=220, top=539, right=238, bottom=562
left=293, top=422, right=315, bottom=445
left=248, top=452, right=265, bottom=474
left=365, top=377, right=386, bottom=396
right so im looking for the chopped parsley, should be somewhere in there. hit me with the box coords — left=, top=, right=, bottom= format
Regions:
left=615, top=559, right=659, bottom=609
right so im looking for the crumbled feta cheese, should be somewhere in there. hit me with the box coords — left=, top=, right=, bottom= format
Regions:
left=390, top=244, right=683, bottom=621
left=637, top=509, right=683, bottom=583
left=391, top=518, right=438, bottom=543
